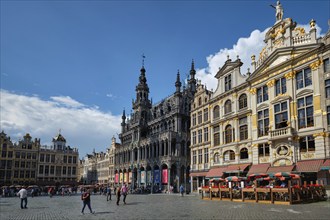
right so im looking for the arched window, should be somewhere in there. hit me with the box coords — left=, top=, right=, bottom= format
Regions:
left=224, top=150, right=235, bottom=161
left=225, top=124, right=234, bottom=143
left=240, top=148, right=248, bottom=159
left=239, top=94, right=247, bottom=109
left=213, top=105, right=220, bottom=119
left=214, top=153, right=220, bottom=164
left=224, top=100, right=232, bottom=114
left=198, top=97, right=202, bottom=106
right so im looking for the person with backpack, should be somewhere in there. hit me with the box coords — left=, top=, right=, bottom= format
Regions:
left=81, top=188, right=95, bottom=215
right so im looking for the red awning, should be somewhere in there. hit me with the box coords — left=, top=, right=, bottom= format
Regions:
left=247, top=163, right=270, bottom=175
left=320, top=159, right=330, bottom=171
left=189, top=171, right=208, bottom=177
left=205, top=167, right=227, bottom=178
left=224, top=163, right=250, bottom=173
left=267, top=165, right=295, bottom=173
left=296, top=159, right=324, bottom=172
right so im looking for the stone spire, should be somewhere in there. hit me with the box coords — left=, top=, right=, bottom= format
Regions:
left=175, top=70, right=182, bottom=94
left=188, top=60, right=197, bottom=93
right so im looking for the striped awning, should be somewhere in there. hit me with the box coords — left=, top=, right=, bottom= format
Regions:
left=224, top=163, right=250, bottom=173
left=296, top=159, right=324, bottom=172
left=247, top=163, right=270, bottom=175
left=189, top=171, right=208, bottom=177
left=267, top=165, right=295, bottom=173
left=320, top=159, right=330, bottom=171
left=205, top=167, right=227, bottom=178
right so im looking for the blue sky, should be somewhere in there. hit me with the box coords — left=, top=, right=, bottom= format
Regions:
left=1, top=0, right=329, bottom=157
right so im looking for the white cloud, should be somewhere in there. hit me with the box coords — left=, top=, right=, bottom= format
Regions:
left=0, top=89, right=121, bottom=157
left=50, top=95, right=85, bottom=108
left=196, top=23, right=323, bottom=91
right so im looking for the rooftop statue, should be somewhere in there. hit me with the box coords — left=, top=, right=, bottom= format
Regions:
left=270, top=1, right=283, bottom=23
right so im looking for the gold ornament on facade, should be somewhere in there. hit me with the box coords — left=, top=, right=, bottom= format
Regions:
left=302, top=152, right=315, bottom=159
left=249, top=88, right=257, bottom=94
left=310, top=19, right=316, bottom=29
left=309, top=59, right=323, bottom=70
left=266, top=79, right=276, bottom=88
left=284, top=71, right=296, bottom=79
left=313, top=132, right=326, bottom=138
left=294, top=27, right=306, bottom=36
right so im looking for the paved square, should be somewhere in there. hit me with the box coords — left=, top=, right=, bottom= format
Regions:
left=1, top=193, right=330, bottom=220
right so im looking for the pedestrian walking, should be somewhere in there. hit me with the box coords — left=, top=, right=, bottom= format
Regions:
left=180, top=184, right=184, bottom=197
left=121, top=184, right=128, bottom=204
left=106, top=185, right=111, bottom=201
left=81, top=189, right=95, bottom=215
left=116, top=186, right=121, bottom=205
left=17, top=186, right=28, bottom=209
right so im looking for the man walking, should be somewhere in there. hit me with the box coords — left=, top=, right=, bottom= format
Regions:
left=17, top=186, right=28, bottom=209
left=81, top=189, right=95, bottom=215
left=180, top=184, right=184, bottom=197
left=116, top=186, right=121, bottom=205
left=106, top=185, right=111, bottom=201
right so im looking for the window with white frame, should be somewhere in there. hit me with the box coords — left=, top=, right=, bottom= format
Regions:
left=296, top=67, right=312, bottom=89
left=225, top=74, right=232, bottom=92
left=204, top=127, right=209, bottom=142
left=274, top=101, right=288, bottom=129
left=324, top=58, right=330, bottom=73
left=224, top=150, right=235, bottom=161
left=224, top=100, right=232, bottom=114
left=297, top=95, right=314, bottom=129
left=257, top=85, right=268, bottom=104
left=198, top=129, right=202, bottom=143
left=213, top=126, right=220, bottom=146
left=204, top=108, right=209, bottom=122
left=213, top=105, right=220, bottom=119
left=198, top=149, right=203, bottom=164
left=239, top=94, right=247, bottom=109
left=224, top=124, right=234, bottom=144
left=325, top=79, right=330, bottom=98
left=198, top=111, right=202, bottom=124
left=192, top=113, right=196, bottom=126
left=192, top=131, right=196, bottom=145
left=257, top=109, right=269, bottom=137
left=258, top=143, right=270, bottom=157
left=299, top=136, right=315, bottom=152
left=193, top=150, right=197, bottom=164
left=239, top=117, right=248, bottom=140
left=275, top=77, right=287, bottom=96
left=204, top=148, right=209, bottom=164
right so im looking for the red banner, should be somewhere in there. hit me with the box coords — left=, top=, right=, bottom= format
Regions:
left=162, top=169, right=168, bottom=184
left=115, top=173, right=119, bottom=183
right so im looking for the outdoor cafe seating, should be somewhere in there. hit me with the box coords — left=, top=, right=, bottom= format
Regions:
left=200, top=172, right=327, bottom=205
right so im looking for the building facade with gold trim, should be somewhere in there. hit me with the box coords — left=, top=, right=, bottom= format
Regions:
left=190, top=5, right=330, bottom=191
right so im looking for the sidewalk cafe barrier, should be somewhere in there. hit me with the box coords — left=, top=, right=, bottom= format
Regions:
left=200, top=173, right=327, bottom=205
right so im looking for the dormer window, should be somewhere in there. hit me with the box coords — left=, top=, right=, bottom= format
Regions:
left=225, top=74, right=232, bottom=92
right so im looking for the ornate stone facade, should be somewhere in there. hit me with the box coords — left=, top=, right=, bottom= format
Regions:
left=117, top=62, right=196, bottom=192
left=190, top=2, right=330, bottom=191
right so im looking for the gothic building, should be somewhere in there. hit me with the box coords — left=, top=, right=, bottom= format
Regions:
left=117, top=62, right=196, bottom=192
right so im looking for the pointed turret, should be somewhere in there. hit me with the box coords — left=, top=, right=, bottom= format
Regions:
left=121, top=109, right=126, bottom=133
left=175, top=70, right=182, bottom=95
left=188, top=60, right=197, bottom=94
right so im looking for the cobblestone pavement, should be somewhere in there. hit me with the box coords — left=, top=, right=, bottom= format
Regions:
left=1, top=193, right=330, bottom=220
